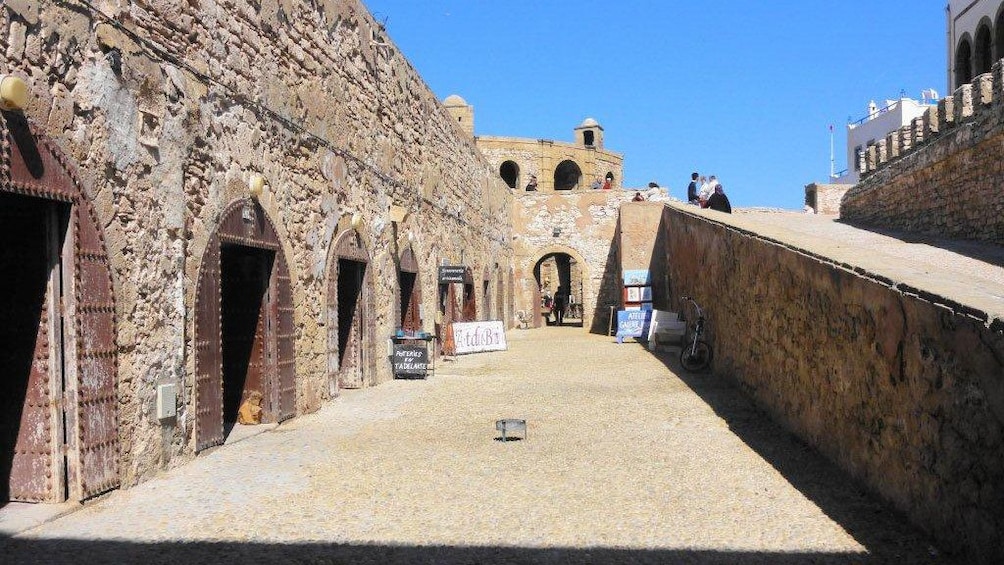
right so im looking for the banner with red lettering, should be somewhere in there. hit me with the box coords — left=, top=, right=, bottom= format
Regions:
left=452, top=321, right=508, bottom=355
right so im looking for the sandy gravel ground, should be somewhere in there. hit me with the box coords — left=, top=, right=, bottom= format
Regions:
left=0, top=328, right=956, bottom=564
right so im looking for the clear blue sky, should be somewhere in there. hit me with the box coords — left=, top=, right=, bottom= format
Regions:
left=362, top=1, right=945, bottom=209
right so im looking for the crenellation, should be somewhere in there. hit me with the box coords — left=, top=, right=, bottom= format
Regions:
left=898, top=124, right=911, bottom=153
left=876, top=138, right=887, bottom=164
left=923, top=105, right=940, bottom=139
left=885, top=131, right=899, bottom=159
left=911, top=116, right=925, bottom=147
left=937, top=95, right=956, bottom=130
left=952, top=83, right=974, bottom=122
left=975, top=72, right=994, bottom=105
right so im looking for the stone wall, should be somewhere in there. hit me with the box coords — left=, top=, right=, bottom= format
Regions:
left=2, top=0, right=512, bottom=488
left=478, top=136, right=623, bottom=192
left=804, top=183, right=849, bottom=216
left=663, top=204, right=1004, bottom=562
left=512, top=191, right=646, bottom=333
left=842, top=60, right=1004, bottom=243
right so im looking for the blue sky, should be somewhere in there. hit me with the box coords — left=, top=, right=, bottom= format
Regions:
left=362, top=1, right=946, bottom=209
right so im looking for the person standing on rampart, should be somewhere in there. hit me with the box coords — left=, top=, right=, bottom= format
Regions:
left=526, top=175, right=538, bottom=191
left=706, top=184, right=732, bottom=213
left=686, top=172, right=700, bottom=204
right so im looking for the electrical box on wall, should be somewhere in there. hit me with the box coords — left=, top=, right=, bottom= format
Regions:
left=157, top=384, right=177, bottom=420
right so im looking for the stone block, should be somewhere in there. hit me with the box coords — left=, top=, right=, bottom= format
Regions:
left=938, top=96, right=955, bottom=129
left=952, top=85, right=973, bottom=122
left=976, top=72, right=994, bottom=106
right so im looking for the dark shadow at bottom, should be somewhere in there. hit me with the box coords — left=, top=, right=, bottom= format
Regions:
left=0, top=538, right=889, bottom=564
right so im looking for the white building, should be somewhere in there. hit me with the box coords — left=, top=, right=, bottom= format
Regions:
left=833, top=96, right=936, bottom=185
left=947, top=0, right=1004, bottom=90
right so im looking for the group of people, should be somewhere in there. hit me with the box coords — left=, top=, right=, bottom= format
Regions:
left=541, top=286, right=575, bottom=325
left=685, top=172, right=732, bottom=213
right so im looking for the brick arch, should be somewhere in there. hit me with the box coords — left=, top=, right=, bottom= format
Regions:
left=194, top=198, right=296, bottom=451
left=0, top=110, right=119, bottom=502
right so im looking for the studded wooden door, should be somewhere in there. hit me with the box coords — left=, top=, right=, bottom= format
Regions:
left=2, top=110, right=120, bottom=502
left=195, top=236, right=223, bottom=451
left=274, top=255, right=296, bottom=421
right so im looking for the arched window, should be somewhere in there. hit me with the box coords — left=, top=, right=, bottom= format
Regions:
left=956, top=37, right=973, bottom=88
left=553, top=160, right=582, bottom=191
left=499, top=161, right=519, bottom=189
left=996, top=8, right=1004, bottom=63
left=975, top=22, right=993, bottom=76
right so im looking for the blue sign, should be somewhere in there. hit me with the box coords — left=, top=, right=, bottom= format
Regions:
left=615, top=310, right=652, bottom=343
left=622, top=269, right=651, bottom=285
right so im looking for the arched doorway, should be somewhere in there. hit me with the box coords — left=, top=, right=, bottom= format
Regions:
left=956, top=36, right=973, bottom=88
left=328, top=228, right=371, bottom=390
left=499, top=161, right=519, bottom=189
left=554, top=160, right=582, bottom=191
left=533, top=252, right=584, bottom=327
left=482, top=266, right=491, bottom=321
left=398, top=246, right=421, bottom=332
left=1, top=111, right=119, bottom=503
left=194, top=199, right=296, bottom=451
left=975, top=22, right=993, bottom=76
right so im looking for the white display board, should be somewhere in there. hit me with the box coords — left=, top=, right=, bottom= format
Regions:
left=452, top=320, right=508, bottom=354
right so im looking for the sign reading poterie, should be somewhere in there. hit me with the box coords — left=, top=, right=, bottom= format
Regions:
left=438, top=265, right=467, bottom=284
left=452, top=320, right=507, bottom=355
left=392, top=344, right=429, bottom=377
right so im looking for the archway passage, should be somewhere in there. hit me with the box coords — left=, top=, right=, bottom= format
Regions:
left=554, top=160, right=582, bottom=191
left=534, top=253, right=583, bottom=328
left=499, top=161, right=519, bottom=190
left=975, top=23, right=993, bottom=76
left=195, top=200, right=296, bottom=451
left=221, top=246, right=274, bottom=426
left=1, top=111, right=119, bottom=503
left=399, top=247, right=421, bottom=332
left=956, top=38, right=973, bottom=88
left=328, top=228, right=371, bottom=390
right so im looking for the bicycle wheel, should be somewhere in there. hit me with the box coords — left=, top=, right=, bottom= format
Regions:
left=680, top=340, right=713, bottom=372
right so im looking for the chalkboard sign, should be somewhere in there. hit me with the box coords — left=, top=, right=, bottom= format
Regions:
left=438, top=266, right=467, bottom=284
left=615, top=310, right=653, bottom=343
left=392, top=344, right=429, bottom=378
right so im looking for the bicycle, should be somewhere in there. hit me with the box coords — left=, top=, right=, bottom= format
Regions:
left=679, top=296, right=713, bottom=372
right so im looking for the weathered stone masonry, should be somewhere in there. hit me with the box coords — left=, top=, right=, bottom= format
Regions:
left=663, top=204, right=1004, bottom=562
left=2, top=0, right=512, bottom=492
left=842, top=59, right=1004, bottom=243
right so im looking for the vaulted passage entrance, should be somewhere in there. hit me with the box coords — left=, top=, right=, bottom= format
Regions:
left=1, top=112, right=119, bottom=504
left=398, top=247, right=421, bottom=332
left=328, top=228, right=372, bottom=390
left=195, top=200, right=295, bottom=451
left=535, top=253, right=583, bottom=328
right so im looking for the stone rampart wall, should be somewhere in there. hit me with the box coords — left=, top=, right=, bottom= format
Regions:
left=2, top=0, right=512, bottom=486
left=842, top=59, right=1004, bottom=243
left=664, top=204, right=1004, bottom=562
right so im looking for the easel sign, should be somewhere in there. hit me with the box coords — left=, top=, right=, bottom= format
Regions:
left=392, top=344, right=429, bottom=378
left=615, top=310, right=652, bottom=343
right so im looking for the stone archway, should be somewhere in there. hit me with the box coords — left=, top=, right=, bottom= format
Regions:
left=554, top=160, right=582, bottom=191
left=194, top=198, right=296, bottom=451
left=525, top=245, right=592, bottom=330
left=1, top=111, right=119, bottom=503
left=328, top=227, right=373, bottom=390
left=956, top=35, right=974, bottom=88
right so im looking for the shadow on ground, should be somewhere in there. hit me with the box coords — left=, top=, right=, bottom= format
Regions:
left=639, top=342, right=958, bottom=565
left=0, top=537, right=901, bottom=564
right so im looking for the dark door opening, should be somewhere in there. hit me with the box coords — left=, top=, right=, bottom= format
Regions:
left=0, top=192, right=69, bottom=503
left=399, top=270, right=419, bottom=331
left=220, top=245, right=274, bottom=428
left=534, top=252, right=583, bottom=328
left=337, top=259, right=366, bottom=388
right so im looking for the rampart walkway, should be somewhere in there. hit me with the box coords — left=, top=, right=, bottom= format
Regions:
left=1, top=328, right=953, bottom=564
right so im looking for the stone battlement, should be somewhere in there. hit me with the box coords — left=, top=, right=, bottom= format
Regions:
left=841, top=58, right=1004, bottom=243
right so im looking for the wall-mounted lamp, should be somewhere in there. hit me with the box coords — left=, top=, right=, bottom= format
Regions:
left=350, top=212, right=363, bottom=230
left=552, top=227, right=561, bottom=237
left=0, top=74, right=29, bottom=111
left=249, top=174, right=265, bottom=200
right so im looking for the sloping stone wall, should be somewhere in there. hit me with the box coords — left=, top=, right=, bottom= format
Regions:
left=842, top=62, right=1004, bottom=243
left=663, top=205, right=1004, bottom=563
left=2, top=0, right=512, bottom=486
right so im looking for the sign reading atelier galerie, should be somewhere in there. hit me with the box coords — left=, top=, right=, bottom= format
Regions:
left=452, top=321, right=508, bottom=354
left=392, top=344, right=429, bottom=378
